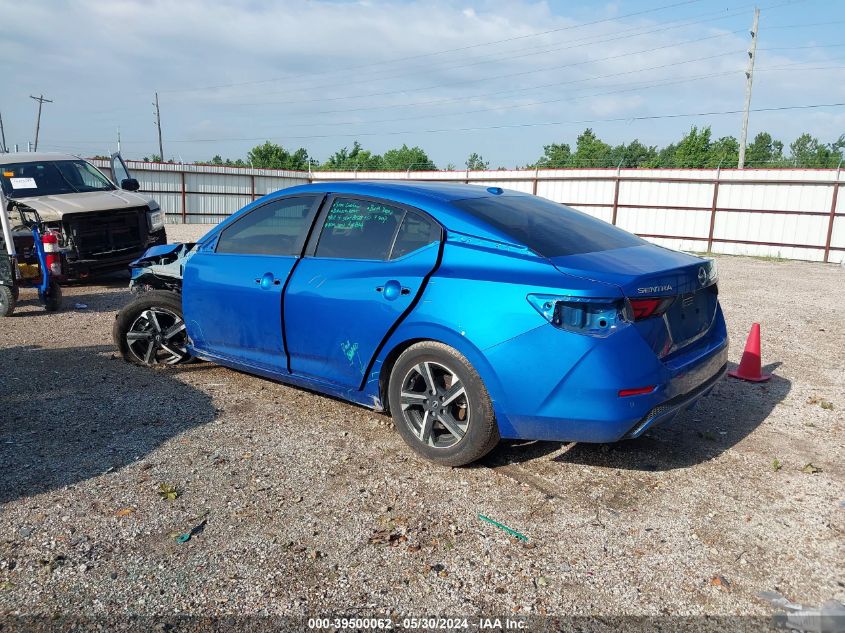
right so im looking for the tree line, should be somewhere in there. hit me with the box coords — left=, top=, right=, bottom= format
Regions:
left=140, top=127, right=844, bottom=171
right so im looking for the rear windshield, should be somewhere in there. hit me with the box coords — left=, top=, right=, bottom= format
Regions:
left=452, top=195, right=644, bottom=258
left=0, top=160, right=115, bottom=199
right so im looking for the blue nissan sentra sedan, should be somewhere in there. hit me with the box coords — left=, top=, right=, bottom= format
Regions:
left=114, top=182, right=728, bottom=466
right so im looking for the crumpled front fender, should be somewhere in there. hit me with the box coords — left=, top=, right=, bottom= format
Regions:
left=129, top=242, right=195, bottom=292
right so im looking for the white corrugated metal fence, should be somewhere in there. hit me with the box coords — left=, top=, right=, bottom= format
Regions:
left=92, top=159, right=844, bottom=264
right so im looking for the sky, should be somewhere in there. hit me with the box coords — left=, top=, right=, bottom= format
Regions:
left=1, top=0, right=843, bottom=168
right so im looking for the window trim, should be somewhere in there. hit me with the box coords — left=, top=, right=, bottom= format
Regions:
left=213, top=194, right=323, bottom=258
left=304, top=194, right=443, bottom=262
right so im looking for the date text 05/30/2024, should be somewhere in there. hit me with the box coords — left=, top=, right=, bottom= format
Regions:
left=307, top=617, right=528, bottom=630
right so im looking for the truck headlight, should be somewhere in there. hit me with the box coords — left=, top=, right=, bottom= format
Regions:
left=147, top=203, right=164, bottom=231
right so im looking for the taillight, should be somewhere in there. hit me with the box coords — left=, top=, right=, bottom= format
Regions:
left=527, top=294, right=626, bottom=338
left=627, top=297, right=675, bottom=321
left=618, top=386, right=656, bottom=397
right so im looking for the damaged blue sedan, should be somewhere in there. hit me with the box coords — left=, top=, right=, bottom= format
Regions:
left=114, top=182, right=728, bottom=466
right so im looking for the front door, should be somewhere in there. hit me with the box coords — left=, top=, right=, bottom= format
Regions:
left=183, top=194, right=321, bottom=374
left=109, top=153, right=133, bottom=189
left=284, top=196, right=442, bottom=389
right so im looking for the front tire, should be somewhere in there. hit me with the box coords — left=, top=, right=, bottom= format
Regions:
left=388, top=341, right=499, bottom=466
left=0, top=285, right=15, bottom=317
left=113, top=290, right=192, bottom=366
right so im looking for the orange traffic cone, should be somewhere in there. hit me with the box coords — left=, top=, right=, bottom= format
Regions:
left=728, top=323, right=771, bottom=382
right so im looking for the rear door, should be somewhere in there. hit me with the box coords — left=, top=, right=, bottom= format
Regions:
left=284, top=195, right=442, bottom=388
left=183, top=194, right=322, bottom=373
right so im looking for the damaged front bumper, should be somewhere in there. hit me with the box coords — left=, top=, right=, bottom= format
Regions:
left=128, top=242, right=194, bottom=293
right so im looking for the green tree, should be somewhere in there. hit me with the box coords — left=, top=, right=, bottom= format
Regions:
left=673, top=126, right=712, bottom=168
left=609, top=139, right=658, bottom=168
left=322, top=141, right=383, bottom=171
left=707, top=135, right=740, bottom=167
left=571, top=128, right=613, bottom=167
left=534, top=142, right=571, bottom=168
left=641, top=143, right=677, bottom=168
left=247, top=141, right=310, bottom=170
left=199, top=155, right=245, bottom=167
left=465, top=152, right=489, bottom=170
left=745, top=132, right=784, bottom=166
left=381, top=144, right=436, bottom=170
left=788, top=133, right=842, bottom=167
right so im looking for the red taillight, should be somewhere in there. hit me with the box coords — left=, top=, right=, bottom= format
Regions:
left=628, top=297, right=674, bottom=320
left=618, top=386, right=655, bottom=397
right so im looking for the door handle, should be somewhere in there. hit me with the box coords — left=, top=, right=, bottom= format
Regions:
left=378, top=280, right=410, bottom=300
left=255, top=273, right=281, bottom=289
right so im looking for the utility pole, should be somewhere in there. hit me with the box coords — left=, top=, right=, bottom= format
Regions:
left=117, top=127, right=121, bottom=153
left=154, top=92, right=164, bottom=161
left=737, top=7, right=760, bottom=169
left=29, top=94, right=53, bottom=152
left=0, top=111, right=6, bottom=153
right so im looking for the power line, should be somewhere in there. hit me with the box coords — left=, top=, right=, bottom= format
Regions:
left=152, top=0, right=811, bottom=100
left=247, top=66, right=746, bottom=132
left=147, top=101, right=845, bottom=144
left=49, top=60, right=844, bottom=147
left=159, top=0, right=709, bottom=95
left=234, top=6, right=762, bottom=99
left=227, top=33, right=748, bottom=109
left=222, top=38, right=844, bottom=112
left=215, top=38, right=838, bottom=125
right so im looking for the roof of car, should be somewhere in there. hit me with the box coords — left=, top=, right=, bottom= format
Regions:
left=282, top=180, right=527, bottom=202
left=0, top=151, right=80, bottom=163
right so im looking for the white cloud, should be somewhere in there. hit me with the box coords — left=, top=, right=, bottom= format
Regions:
left=0, top=0, right=840, bottom=166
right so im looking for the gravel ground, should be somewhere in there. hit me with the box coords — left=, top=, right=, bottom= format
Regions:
left=0, top=223, right=843, bottom=626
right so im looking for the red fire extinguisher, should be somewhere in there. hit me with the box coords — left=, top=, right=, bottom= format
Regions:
left=42, top=231, right=62, bottom=277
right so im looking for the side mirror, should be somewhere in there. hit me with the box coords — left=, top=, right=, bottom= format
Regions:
left=120, top=178, right=140, bottom=192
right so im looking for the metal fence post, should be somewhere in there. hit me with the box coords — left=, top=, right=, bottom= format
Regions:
left=706, top=166, right=722, bottom=253
left=250, top=174, right=256, bottom=201
left=180, top=170, right=187, bottom=224
left=610, top=160, right=623, bottom=225
left=823, top=159, right=842, bottom=263
left=532, top=168, right=539, bottom=196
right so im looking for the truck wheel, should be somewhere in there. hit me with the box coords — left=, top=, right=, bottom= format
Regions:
left=0, top=286, right=15, bottom=317
left=42, top=280, right=62, bottom=312
left=113, top=290, right=192, bottom=366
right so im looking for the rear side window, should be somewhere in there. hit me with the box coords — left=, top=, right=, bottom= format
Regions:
left=216, top=195, right=317, bottom=256
left=452, top=195, right=644, bottom=258
left=315, top=198, right=404, bottom=260
left=390, top=211, right=441, bottom=259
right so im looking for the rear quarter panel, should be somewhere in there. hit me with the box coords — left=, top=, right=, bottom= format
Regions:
left=366, top=235, right=623, bottom=434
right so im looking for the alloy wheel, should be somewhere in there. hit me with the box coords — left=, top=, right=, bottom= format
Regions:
left=126, top=307, right=188, bottom=365
left=400, top=361, right=469, bottom=448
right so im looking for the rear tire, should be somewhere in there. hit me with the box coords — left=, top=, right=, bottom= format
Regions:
left=388, top=341, right=499, bottom=466
left=0, top=286, right=15, bottom=317
left=113, top=290, right=192, bottom=366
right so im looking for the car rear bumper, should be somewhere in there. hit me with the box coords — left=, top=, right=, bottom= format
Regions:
left=622, top=360, right=727, bottom=439
left=484, top=305, right=729, bottom=443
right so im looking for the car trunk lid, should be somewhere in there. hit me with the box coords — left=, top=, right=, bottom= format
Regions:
left=550, top=244, right=718, bottom=357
